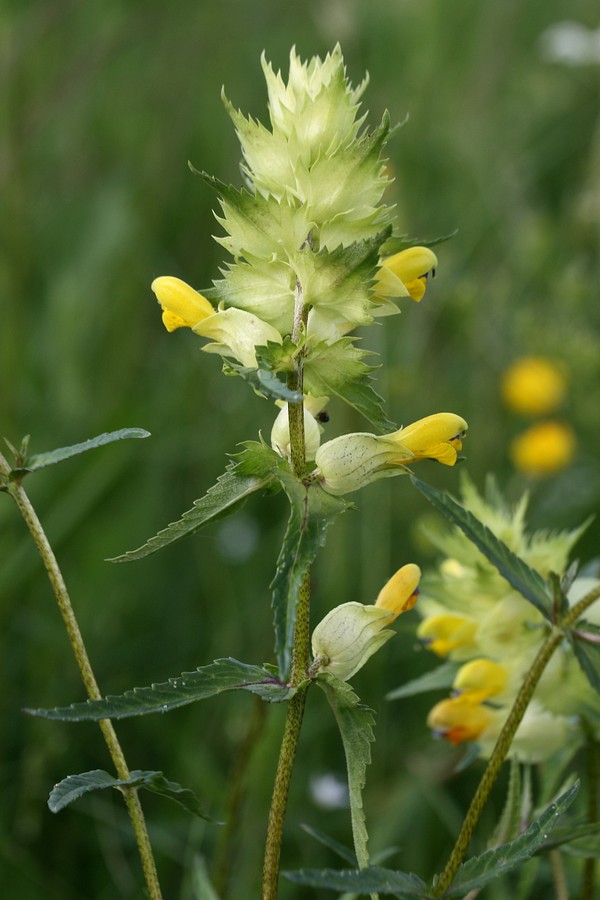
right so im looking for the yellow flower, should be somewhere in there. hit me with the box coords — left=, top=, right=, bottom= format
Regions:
left=417, top=613, right=478, bottom=657
left=375, top=563, right=421, bottom=617
left=152, top=276, right=282, bottom=368
left=387, top=413, right=467, bottom=466
left=452, top=658, right=509, bottom=703
left=374, top=246, right=438, bottom=302
left=427, top=695, right=495, bottom=746
left=509, top=420, right=576, bottom=477
left=314, top=413, right=467, bottom=496
left=501, top=356, right=567, bottom=416
left=311, top=564, right=420, bottom=681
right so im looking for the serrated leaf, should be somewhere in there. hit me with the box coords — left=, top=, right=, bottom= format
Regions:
left=569, top=626, right=600, bottom=694
left=284, top=865, right=428, bottom=897
left=272, top=472, right=349, bottom=679
left=298, top=231, right=390, bottom=324
left=9, top=428, right=150, bottom=478
left=48, top=768, right=215, bottom=820
left=412, top=477, right=552, bottom=618
left=304, top=338, right=394, bottom=433
left=444, top=782, right=579, bottom=896
left=317, top=674, right=375, bottom=871
left=110, top=441, right=280, bottom=562
left=223, top=360, right=303, bottom=402
left=26, top=658, right=294, bottom=721
left=386, top=661, right=459, bottom=701
left=540, top=819, right=600, bottom=855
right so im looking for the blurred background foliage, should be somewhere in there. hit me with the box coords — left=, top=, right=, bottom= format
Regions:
left=1, top=0, right=599, bottom=897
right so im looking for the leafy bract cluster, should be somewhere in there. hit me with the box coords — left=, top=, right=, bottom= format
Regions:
left=412, top=476, right=600, bottom=763
left=153, top=46, right=444, bottom=435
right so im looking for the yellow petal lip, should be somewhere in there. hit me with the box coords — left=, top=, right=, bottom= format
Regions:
left=379, top=247, right=438, bottom=302
left=375, top=563, right=421, bottom=619
left=151, top=276, right=215, bottom=331
left=452, top=659, right=509, bottom=703
left=387, top=413, right=468, bottom=466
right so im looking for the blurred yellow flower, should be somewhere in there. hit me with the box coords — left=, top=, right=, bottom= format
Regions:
left=427, top=695, right=494, bottom=746
left=509, top=420, right=576, bottom=477
left=417, top=613, right=478, bottom=657
left=501, top=356, right=567, bottom=416
left=374, top=246, right=438, bottom=302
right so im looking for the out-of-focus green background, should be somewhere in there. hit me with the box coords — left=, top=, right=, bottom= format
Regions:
left=2, top=1, right=599, bottom=897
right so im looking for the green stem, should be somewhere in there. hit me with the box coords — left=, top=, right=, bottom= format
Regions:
left=433, top=584, right=600, bottom=897
left=261, top=277, right=311, bottom=899
left=580, top=725, right=599, bottom=900
left=0, top=453, right=162, bottom=900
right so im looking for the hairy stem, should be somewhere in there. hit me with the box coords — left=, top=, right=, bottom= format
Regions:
left=581, top=726, right=599, bottom=900
left=433, top=584, right=600, bottom=897
left=262, top=278, right=311, bottom=900
left=0, top=452, right=162, bottom=900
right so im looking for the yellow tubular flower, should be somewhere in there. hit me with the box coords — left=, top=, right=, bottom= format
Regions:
left=152, top=275, right=282, bottom=368
left=387, top=413, right=468, bottom=466
left=453, top=658, right=509, bottom=703
left=417, top=613, right=478, bottom=657
left=427, top=695, right=495, bottom=746
left=509, top=420, right=576, bottom=477
left=375, top=563, right=421, bottom=620
left=152, top=276, right=215, bottom=331
left=501, top=356, right=567, bottom=416
left=374, top=246, right=438, bottom=302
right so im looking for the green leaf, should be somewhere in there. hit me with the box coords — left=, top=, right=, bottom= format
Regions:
left=412, top=477, right=552, bottom=619
left=304, top=338, right=394, bottom=433
left=110, top=441, right=280, bottom=562
left=25, top=658, right=294, bottom=721
left=222, top=359, right=303, bottom=403
left=444, top=782, right=579, bottom=896
left=386, top=661, right=459, bottom=701
left=540, top=819, right=600, bottom=856
left=49, top=769, right=215, bottom=820
left=300, top=824, right=358, bottom=866
left=272, top=472, right=349, bottom=679
left=568, top=625, right=600, bottom=694
left=317, top=674, right=375, bottom=871
left=380, top=230, right=458, bottom=257
left=9, top=428, right=150, bottom=478
left=284, top=866, right=428, bottom=897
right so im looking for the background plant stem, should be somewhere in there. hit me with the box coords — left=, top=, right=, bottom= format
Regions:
left=0, top=452, right=163, bottom=900
left=433, top=584, right=600, bottom=897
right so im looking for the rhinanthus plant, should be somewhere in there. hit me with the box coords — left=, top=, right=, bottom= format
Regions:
left=2, top=44, right=600, bottom=900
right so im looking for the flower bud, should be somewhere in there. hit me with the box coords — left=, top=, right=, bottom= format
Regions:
left=271, top=404, right=322, bottom=461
